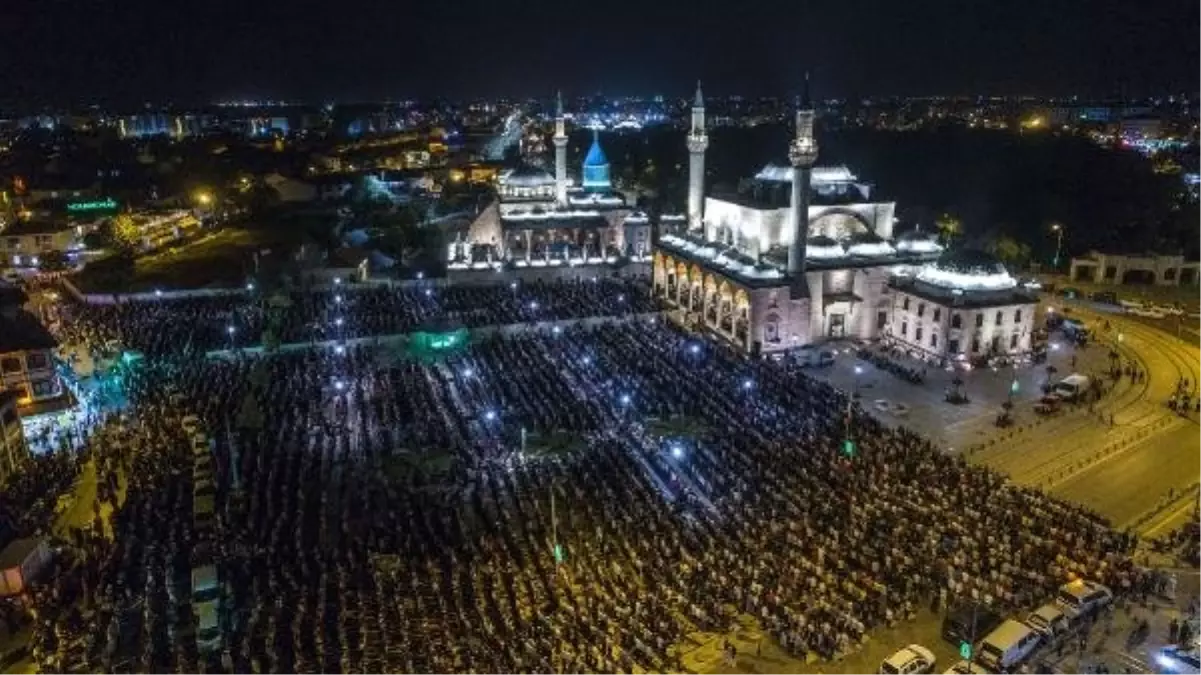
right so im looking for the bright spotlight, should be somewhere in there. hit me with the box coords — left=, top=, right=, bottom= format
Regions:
left=484, top=410, right=497, bottom=421
left=671, top=445, right=684, bottom=459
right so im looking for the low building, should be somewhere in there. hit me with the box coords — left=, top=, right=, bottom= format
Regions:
left=887, top=250, right=1039, bottom=361
left=0, top=390, right=28, bottom=483
left=0, top=285, right=63, bottom=406
left=1069, top=251, right=1200, bottom=286
left=0, top=220, right=85, bottom=268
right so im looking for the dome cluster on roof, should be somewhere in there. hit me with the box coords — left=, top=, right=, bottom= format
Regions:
left=503, top=165, right=555, bottom=187
left=916, top=248, right=1018, bottom=291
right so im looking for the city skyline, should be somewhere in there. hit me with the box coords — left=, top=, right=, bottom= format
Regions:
left=3, top=0, right=1198, bottom=106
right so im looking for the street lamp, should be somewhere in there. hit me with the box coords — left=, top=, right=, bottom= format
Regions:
left=1050, top=223, right=1065, bottom=270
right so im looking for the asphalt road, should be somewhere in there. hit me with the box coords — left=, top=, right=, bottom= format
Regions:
left=1050, top=421, right=1200, bottom=529
left=969, top=300, right=1200, bottom=527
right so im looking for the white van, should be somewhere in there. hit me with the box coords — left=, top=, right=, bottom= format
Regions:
left=1050, top=374, right=1090, bottom=402
left=1054, top=579, right=1112, bottom=617
left=976, top=619, right=1042, bottom=673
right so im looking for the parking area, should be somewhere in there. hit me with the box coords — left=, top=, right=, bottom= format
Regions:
left=805, top=335, right=1119, bottom=451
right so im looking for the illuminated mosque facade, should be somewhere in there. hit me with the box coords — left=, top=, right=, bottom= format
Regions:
left=450, top=93, right=670, bottom=271
left=653, top=78, right=1038, bottom=358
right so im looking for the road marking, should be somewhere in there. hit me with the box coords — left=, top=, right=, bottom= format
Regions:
left=1140, top=498, right=1199, bottom=538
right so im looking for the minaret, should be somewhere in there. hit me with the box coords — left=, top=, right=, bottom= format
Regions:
left=553, top=90, right=568, bottom=206
left=686, top=80, right=708, bottom=233
left=787, top=73, right=819, bottom=275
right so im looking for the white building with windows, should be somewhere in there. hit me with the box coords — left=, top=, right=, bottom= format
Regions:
left=886, top=250, right=1038, bottom=360
left=652, top=77, right=1038, bottom=358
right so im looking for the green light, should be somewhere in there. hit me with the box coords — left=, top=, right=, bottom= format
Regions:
left=842, top=439, right=856, bottom=457
left=553, top=544, right=564, bottom=564
left=959, top=641, right=972, bottom=660
left=1010, top=379, right=1020, bottom=395
left=66, top=197, right=118, bottom=213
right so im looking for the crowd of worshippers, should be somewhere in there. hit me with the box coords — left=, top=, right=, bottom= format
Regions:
left=10, top=304, right=1151, bottom=674
left=51, top=277, right=659, bottom=357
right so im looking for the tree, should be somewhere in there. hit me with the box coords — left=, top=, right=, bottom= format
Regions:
left=103, top=214, right=141, bottom=252
left=935, top=213, right=962, bottom=246
left=988, top=235, right=1032, bottom=270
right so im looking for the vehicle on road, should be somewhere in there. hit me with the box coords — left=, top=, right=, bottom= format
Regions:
left=942, top=602, right=1003, bottom=648
left=1060, top=318, right=1090, bottom=341
left=880, top=644, right=937, bottom=674
left=1054, top=579, right=1113, bottom=618
left=1155, top=643, right=1201, bottom=673
left=1091, top=291, right=1118, bottom=305
left=1023, top=603, right=1073, bottom=642
left=194, top=599, right=221, bottom=653
left=1127, top=306, right=1167, bottom=319
left=1049, top=374, right=1090, bottom=402
left=976, top=619, right=1042, bottom=673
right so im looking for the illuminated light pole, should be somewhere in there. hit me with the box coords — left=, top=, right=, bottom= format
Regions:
left=1050, top=223, right=1064, bottom=270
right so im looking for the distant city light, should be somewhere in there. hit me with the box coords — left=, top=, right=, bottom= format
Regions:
left=246, top=282, right=255, bottom=291
left=416, top=272, right=424, bottom=280
left=155, top=289, right=163, bottom=297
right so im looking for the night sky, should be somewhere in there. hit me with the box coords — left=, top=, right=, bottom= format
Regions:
left=4, top=0, right=1198, bottom=106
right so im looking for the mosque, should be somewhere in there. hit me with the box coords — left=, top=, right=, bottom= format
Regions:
left=448, top=94, right=670, bottom=271
left=653, top=79, right=1038, bottom=360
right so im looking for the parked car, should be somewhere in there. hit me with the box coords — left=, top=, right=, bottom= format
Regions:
left=1054, top=579, right=1113, bottom=618
left=880, top=644, right=937, bottom=674
left=1023, top=603, right=1073, bottom=642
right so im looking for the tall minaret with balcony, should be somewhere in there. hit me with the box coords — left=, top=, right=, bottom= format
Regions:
left=553, top=90, right=568, bottom=206
left=686, top=80, right=708, bottom=232
left=787, top=73, right=819, bottom=275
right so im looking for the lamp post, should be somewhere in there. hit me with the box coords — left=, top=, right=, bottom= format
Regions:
left=1050, top=223, right=1064, bottom=270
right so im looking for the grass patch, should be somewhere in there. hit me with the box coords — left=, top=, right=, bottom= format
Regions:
left=73, top=227, right=300, bottom=293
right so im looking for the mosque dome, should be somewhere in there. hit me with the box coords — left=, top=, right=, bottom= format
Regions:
left=845, top=230, right=895, bottom=257
left=503, top=165, right=555, bottom=188
left=806, top=234, right=845, bottom=260
left=917, top=248, right=1017, bottom=290
left=581, top=130, right=611, bottom=192
left=894, top=228, right=944, bottom=254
